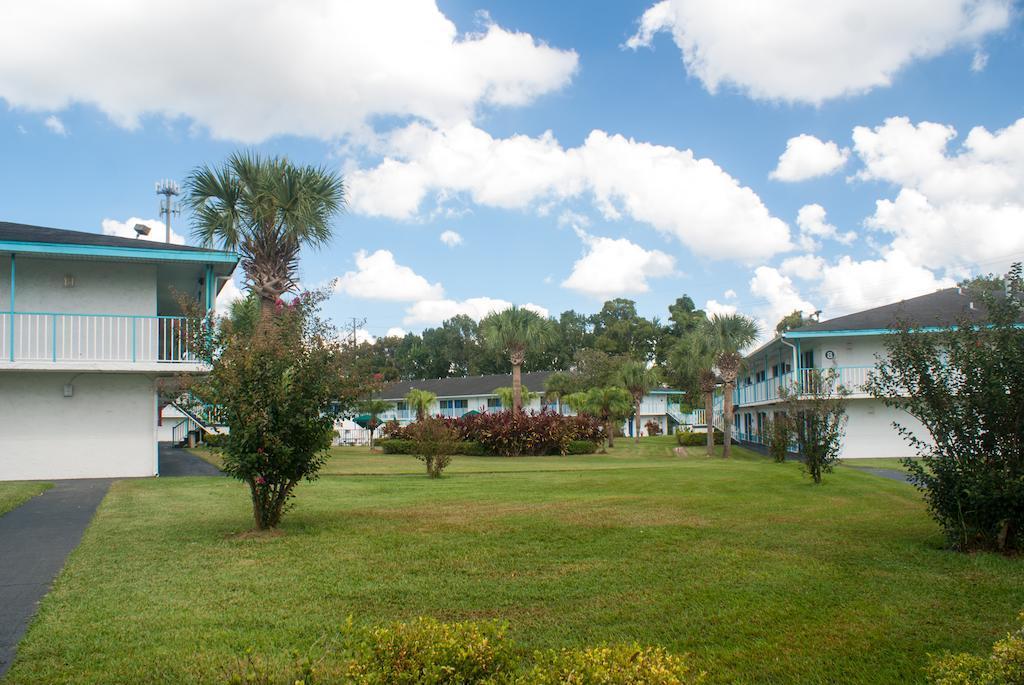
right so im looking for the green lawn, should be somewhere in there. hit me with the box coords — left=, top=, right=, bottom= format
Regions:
left=841, top=457, right=920, bottom=472
left=0, top=481, right=52, bottom=516
left=8, top=437, right=1023, bottom=684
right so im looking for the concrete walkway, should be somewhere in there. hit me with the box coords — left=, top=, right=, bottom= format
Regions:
left=158, top=442, right=223, bottom=477
left=853, top=467, right=911, bottom=483
left=0, top=479, right=111, bottom=677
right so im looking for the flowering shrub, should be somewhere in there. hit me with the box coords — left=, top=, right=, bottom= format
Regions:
left=386, top=410, right=604, bottom=456
left=644, top=420, right=663, bottom=436
left=524, top=644, right=705, bottom=684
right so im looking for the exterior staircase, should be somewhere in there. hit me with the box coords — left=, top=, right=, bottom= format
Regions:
left=167, top=393, right=225, bottom=447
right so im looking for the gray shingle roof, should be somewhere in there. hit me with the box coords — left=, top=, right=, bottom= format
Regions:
left=790, top=287, right=1003, bottom=333
left=0, top=220, right=223, bottom=254
left=378, top=371, right=554, bottom=400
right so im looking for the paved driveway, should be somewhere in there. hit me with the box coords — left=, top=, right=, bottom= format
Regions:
left=0, top=479, right=111, bottom=677
left=157, top=442, right=223, bottom=477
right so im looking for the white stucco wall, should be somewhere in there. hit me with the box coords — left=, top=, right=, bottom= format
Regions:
left=0, top=255, right=156, bottom=315
left=841, top=399, right=929, bottom=458
left=0, top=371, right=157, bottom=480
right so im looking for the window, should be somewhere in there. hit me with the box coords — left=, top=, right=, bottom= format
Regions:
left=755, top=370, right=767, bottom=383
left=801, top=350, right=814, bottom=369
left=486, top=398, right=502, bottom=410
left=439, top=399, right=468, bottom=410
left=395, top=401, right=407, bottom=411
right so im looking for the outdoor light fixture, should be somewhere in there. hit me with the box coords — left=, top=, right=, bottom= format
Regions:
left=133, top=223, right=151, bottom=239
left=63, top=273, right=75, bottom=288
left=63, top=384, right=73, bottom=398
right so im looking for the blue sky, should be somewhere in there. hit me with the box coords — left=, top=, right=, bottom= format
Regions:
left=1, top=0, right=1022, bottom=340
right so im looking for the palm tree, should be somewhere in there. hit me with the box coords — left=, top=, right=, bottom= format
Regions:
left=670, top=333, right=719, bottom=456
left=358, top=399, right=393, bottom=451
left=544, top=371, right=578, bottom=415
left=405, top=389, right=437, bottom=421
left=701, top=314, right=759, bottom=457
left=186, top=152, right=344, bottom=321
left=494, top=385, right=538, bottom=410
left=617, top=360, right=661, bottom=443
left=567, top=386, right=633, bottom=450
left=480, top=307, right=553, bottom=413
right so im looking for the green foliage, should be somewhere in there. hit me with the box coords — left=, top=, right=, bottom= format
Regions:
left=406, top=417, right=459, bottom=478
left=780, top=369, right=850, bottom=484
left=927, top=613, right=1024, bottom=685
left=775, top=310, right=805, bottom=334
left=378, top=439, right=486, bottom=456
left=494, top=385, right=538, bottom=408
left=677, top=430, right=722, bottom=447
left=590, top=298, right=662, bottom=361
left=343, top=617, right=517, bottom=684
left=186, top=152, right=344, bottom=306
left=566, top=440, right=599, bottom=455
left=480, top=307, right=554, bottom=365
left=202, top=432, right=227, bottom=448
left=645, top=420, right=663, bottom=437
left=185, top=291, right=368, bottom=530
left=525, top=643, right=705, bottom=684
left=765, top=416, right=793, bottom=463
left=405, top=389, right=437, bottom=421
left=700, top=314, right=759, bottom=457
left=566, top=386, right=633, bottom=448
left=869, top=265, right=1024, bottom=552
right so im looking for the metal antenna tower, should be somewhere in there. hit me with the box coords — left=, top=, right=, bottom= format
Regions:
left=155, top=179, right=181, bottom=244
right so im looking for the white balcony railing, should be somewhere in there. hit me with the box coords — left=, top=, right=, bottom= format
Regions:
left=0, top=312, right=199, bottom=364
left=717, top=366, right=876, bottom=408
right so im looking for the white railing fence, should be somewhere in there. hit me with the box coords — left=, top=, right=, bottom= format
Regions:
left=0, top=312, right=197, bottom=363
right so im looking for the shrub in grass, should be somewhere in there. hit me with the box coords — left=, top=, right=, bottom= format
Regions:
left=202, top=432, right=227, bottom=448
left=566, top=440, right=598, bottom=455
left=385, top=410, right=604, bottom=457
left=645, top=420, right=663, bottom=436
left=780, top=368, right=850, bottom=484
left=524, top=644, right=705, bottom=684
left=927, top=612, right=1024, bottom=684
left=345, top=617, right=517, bottom=684
left=676, top=430, right=722, bottom=447
left=868, top=267, right=1024, bottom=552
left=407, top=418, right=459, bottom=478
left=765, top=416, right=793, bottom=463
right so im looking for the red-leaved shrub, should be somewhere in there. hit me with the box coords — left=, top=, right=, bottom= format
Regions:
left=386, top=410, right=604, bottom=456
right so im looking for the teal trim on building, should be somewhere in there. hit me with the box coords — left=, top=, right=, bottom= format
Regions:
left=0, top=239, right=238, bottom=264
left=9, top=253, right=14, bottom=362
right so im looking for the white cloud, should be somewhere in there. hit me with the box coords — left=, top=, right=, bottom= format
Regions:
left=854, top=115, right=1024, bottom=276
left=971, top=50, right=989, bottom=71
left=334, top=249, right=444, bottom=302
left=749, top=266, right=818, bottom=332
left=795, top=204, right=856, bottom=251
left=704, top=299, right=737, bottom=317
left=404, top=296, right=544, bottom=326
left=770, top=134, right=849, bottom=181
left=385, top=327, right=408, bottom=338
left=0, top=1, right=577, bottom=143
left=724, top=289, right=737, bottom=299
left=43, top=115, right=66, bottom=135
left=101, top=217, right=185, bottom=245
left=215, top=278, right=244, bottom=315
left=439, top=229, right=463, bottom=247
left=561, top=230, right=675, bottom=299
left=348, top=121, right=791, bottom=262
left=780, top=254, right=825, bottom=281
left=815, top=251, right=954, bottom=316
left=625, top=0, right=1010, bottom=104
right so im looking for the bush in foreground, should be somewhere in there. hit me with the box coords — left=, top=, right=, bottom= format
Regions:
left=927, top=612, right=1024, bottom=684
left=225, top=618, right=703, bottom=684
left=526, top=644, right=705, bottom=685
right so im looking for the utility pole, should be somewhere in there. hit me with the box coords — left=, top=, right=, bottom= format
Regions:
left=156, top=180, right=181, bottom=244
left=347, top=317, right=367, bottom=346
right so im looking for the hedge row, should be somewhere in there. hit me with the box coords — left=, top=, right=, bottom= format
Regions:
left=676, top=429, right=723, bottom=447
left=226, top=617, right=705, bottom=684
left=378, top=438, right=597, bottom=457
left=383, top=409, right=605, bottom=456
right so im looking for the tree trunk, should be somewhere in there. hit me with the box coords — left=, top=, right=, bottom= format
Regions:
left=723, top=381, right=734, bottom=458
left=704, top=391, right=714, bottom=456
left=634, top=398, right=642, bottom=443
left=606, top=419, right=615, bottom=448
left=512, top=362, right=523, bottom=413
left=368, top=422, right=375, bottom=451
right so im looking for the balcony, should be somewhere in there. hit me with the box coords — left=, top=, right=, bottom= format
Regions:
left=723, top=366, right=876, bottom=408
left=0, top=311, right=204, bottom=372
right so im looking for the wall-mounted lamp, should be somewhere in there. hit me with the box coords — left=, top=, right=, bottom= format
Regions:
left=63, top=383, right=74, bottom=398
left=63, top=274, right=75, bottom=288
